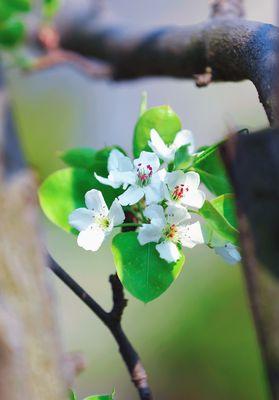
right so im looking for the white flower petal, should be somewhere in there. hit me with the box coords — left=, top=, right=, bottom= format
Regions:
left=173, top=130, right=195, bottom=154
left=156, top=241, right=181, bottom=263
left=165, top=204, right=191, bottom=225
left=108, top=199, right=125, bottom=226
left=108, top=149, right=133, bottom=172
left=138, top=224, right=162, bottom=245
left=94, top=173, right=122, bottom=189
left=144, top=181, right=163, bottom=205
left=165, top=170, right=186, bottom=190
left=118, top=186, right=144, bottom=206
left=77, top=225, right=105, bottom=251
left=181, top=189, right=206, bottom=209
left=144, top=204, right=165, bottom=223
left=134, top=151, right=160, bottom=172
left=85, top=189, right=109, bottom=215
left=185, top=171, right=200, bottom=190
left=148, top=129, right=173, bottom=162
left=69, top=208, right=94, bottom=232
left=215, top=243, right=241, bottom=265
left=178, top=221, right=204, bottom=248
left=109, top=170, right=136, bottom=186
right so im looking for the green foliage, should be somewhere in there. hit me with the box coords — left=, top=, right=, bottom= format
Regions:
left=0, top=17, right=25, bottom=47
left=112, top=232, right=185, bottom=303
left=39, top=168, right=122, bottom=234
left=43, top=0, right=60, bottom=17
left=61, top=146, right=126, bottom=177
left=133, top=105, right=182, bottom=158
left=60, top=148, right=98, bottom=171
left=174, top=144, right=193, bottom=170
left=199, top=194, right=238, bottom=245
left=8, top=0, right=31, bottom=12
left=192, top=143, right=233, bottom=196
left=69, top=391, right=78, bottom=400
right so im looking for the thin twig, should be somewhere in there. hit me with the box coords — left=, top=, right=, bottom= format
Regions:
left=48, top=256, right=153, bottom=400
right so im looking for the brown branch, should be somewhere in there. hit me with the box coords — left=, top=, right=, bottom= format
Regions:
left=209, top=0, right=245, bottom=18
left=48, top=256, right=153, bottom=400
left=54, top=14, right=278, bottom=124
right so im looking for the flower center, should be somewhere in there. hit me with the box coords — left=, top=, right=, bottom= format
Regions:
left=163, top=224, right=178, bottom=242
left=171, top=184, right=189, bottom=201
left=95, top=216, right=111, bottom=230
left=136, top=163, right=153, bottom=187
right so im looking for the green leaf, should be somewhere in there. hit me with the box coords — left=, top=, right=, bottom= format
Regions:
left=39, top=168, right=123, bottom=234
left=83, top=395, right=113, bottom=400
left=0, top=4, right=13, bottom=23
left=0, top=18, right=25, bottom=47
left=5, top=0, right=31, bottom=12
left=43, top=0, right=60, bottom=17
left=69, top=390, right=78, bottom=400
left=92, top=146, right=126, bottom=177
left=174, top=144, right=193, bottom=170
left=133, top=105, right=182, bottom=158
left=112, top=232, right=185, bottom=303
left=193, top=143, right=233, bottom=196
left=139, top=91, right=148, bottom=116
left=199, top=194, right=238, bottom=245
left=60, top=148, right=97, bottom=171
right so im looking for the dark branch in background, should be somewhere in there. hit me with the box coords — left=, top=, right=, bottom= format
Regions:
left=221, top=128, right=279, bottom=399
left=46, top=0, right=279, bottom=124
left=48, top=256, right=153, bottom=400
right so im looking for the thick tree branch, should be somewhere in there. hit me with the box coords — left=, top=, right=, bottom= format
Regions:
left=48, top=256, right=153, bottom=400
left=210, top=0, right=245, bottom=18
left=49, top=4, right=278, bottom=123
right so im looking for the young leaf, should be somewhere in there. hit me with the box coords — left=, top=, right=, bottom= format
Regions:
left=133, top=105, right=182, bottom=158
left=174, top=144, right=193, bottom=170
left=60, top=148, right=97, bottom=170
left=84, top=395, right=114, bottom=400
left=39, top=168, right=122, bottom=234
left=192, top=143, right=233, bottom=196
left=0, top=18, right=25, bottom=47
left=199, top=194, right=238, bottom=245
left=69, top=390, right=78, bottom=400
left=112, top=232, right=185, bottom=303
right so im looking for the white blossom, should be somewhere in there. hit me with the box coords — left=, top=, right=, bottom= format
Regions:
left=148, top=128, right=194, bottom=163
left=215, top=243, right=241, bottom=265
left=69, top=189, right=125, bottom=251
left=138, top=204, right=204, bottom=263
left=96, top=149, right=165, bottom=206
left=164, top=170, right=205, bottom=209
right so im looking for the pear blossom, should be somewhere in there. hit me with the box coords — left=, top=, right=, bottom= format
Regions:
left=96, top=149, right=165, bottom=206
left=164, top=170, right=205, bottom=209
left=148, top=128, right=195, bottom=163
left=95, top=149, right=134, bottom=189
left=69, top=189, right=125, bottom=251
left=138, top=204, right=204, bottom=263
left=215, top=243, right=241, bottom=265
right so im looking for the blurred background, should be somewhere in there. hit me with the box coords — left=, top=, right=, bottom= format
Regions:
left=8, top=0, right=276, bottom=398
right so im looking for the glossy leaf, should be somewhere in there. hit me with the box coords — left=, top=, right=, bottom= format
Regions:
left=193, top=143, right=233, bottom=196
left=60, top=147, right=97, bottom=171
left=199, top=194, right=238, bottom=245
left=112, top=232, right=185, bottom=303
left=0, top=18, right=25, bottom=47
left=174, top=144, right=193, bottom=170
left=39, top=168, right=122, bottom=234
left=133, top=105, right=182, bottom=158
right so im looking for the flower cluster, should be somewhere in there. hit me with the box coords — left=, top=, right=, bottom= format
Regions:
left=69, top=128, right=240, bottom=265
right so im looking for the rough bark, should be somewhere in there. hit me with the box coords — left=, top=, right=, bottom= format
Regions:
left=221, top=129, right=279, bottom=399
left=49, top=1, right=278, bottom=123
